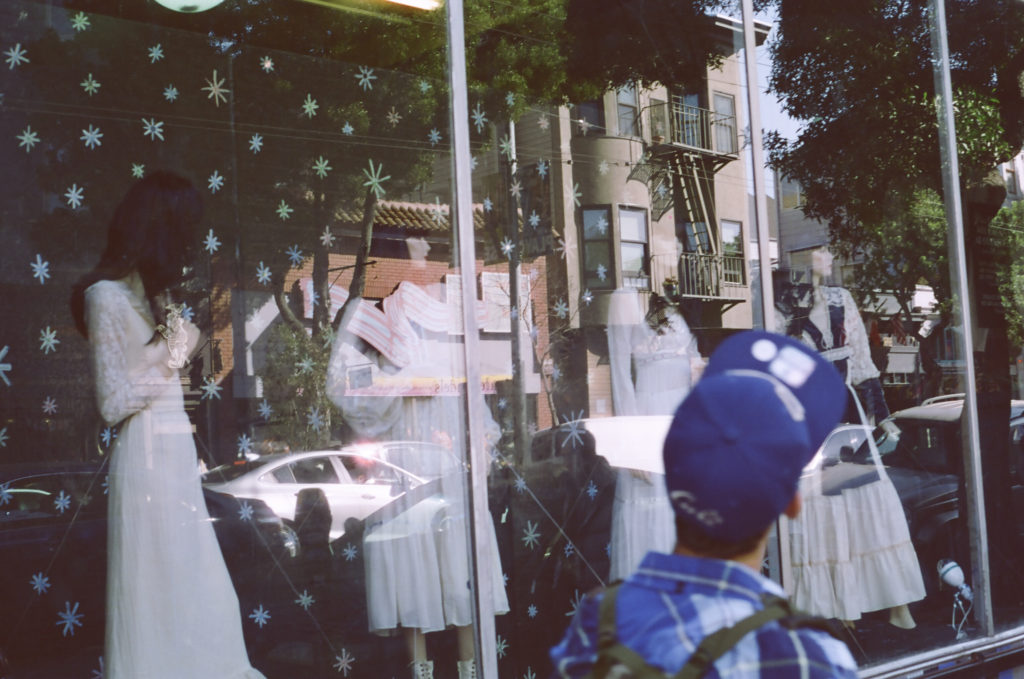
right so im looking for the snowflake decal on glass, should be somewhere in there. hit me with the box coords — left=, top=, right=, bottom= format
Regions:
left=418, top=79, right=430, bottom=93
left=560, top=411, right=586, bottom=449
left=4, top=43, right=29, bottom=70
left=385, top=107, right=402, bottom=127
left=563, top=543, right=575, bottom=558
left=342, top=543, right=358, bottom=561
left=524, top=668, right=537, bottom=679
left=537, top=159, right=548, bottom=178
left=141, top=118, right=164, bottom=141
left=355, top=66, right=376, bottom=91
left=295, top=589, right=314, bottom=610
left=248, top=604, right=271, bottom=628
left=163, top=84, right=179, bottom=102
left=538, top=114, right=550, bottom=131
left=80, top=73, right=100, bottom=96
left=17, top=125, right=40, bottom=152
left=286, top=245, right=304, bottom=268
left=276, top=200, right=293, bottom=220
left=201, top=69, right=230, bottom=107
left=207, top=171, right=224, bottom=194
left=307, top=407, right=324, bottom=432
left=42, top=396, right=58, bottom=415
left=256, top=400, right=273, bottom=422
left=509, top=179, right=523, bottom=201
left=571, top=183, right=583, bottom=208
left=499, top=135, right=513, bottom=161
left=596, top=263, right=608, bottom=281
left=521, top=520, right=541, bottom=550
left=341, top=121, right=354, bottom=135
left=552, top=298, right=569, bottom=319
left=260, top=55, right=274, bottom=72
left=528, top=211, right=541, bottom=229
left=513, top=476, right=527, bottom=494
left=39, top=326, right=59, bottom=354
left=200, top=377, right=222, bottom=400
left=301, top=93, right=319, bottom=118
left=334, top=648, right=355, bottom=676
left=566, top=589, right=584, bottom=617
left=256, top=262, right=271, bottom=285
left=362, top=160, right=390, bottom=200
left=0, top=426, right=7, bottom=447
left=54, top=490, right=71, bottom=514
left=91, top=657, right=104, bottom=679
left=64, top=183, right=85, bottom=209
left=203, top=229, right=221, bottom=254
left=483, top=197, right=493, bottom=212
left=427, top=128, right=442, bottom=146
left=0, top=346, right=11, bottom=386
left=100, top=426, right=116, bottom=447
left=0, top=481, right=11, bottom=506
left=585, top=480, right=598, bottom=500
left=56, top=601, right=84, bottom=637
left=131, top=163, right=145, bottom=179
left=594, top=215, right=608, bottom=235
left=500, top=238, right=515, bottom=259
left=496, top=635, right=509, bottom=659
left=147, top=44, right=164, bottom=63
left=527, top=604, right=538, bottom=619
left=320, top=226, right=335, bottom=248
left=71, top=11, right=91, bottom=31
left=471, top=102, right=488, bottom=134
left=30, top=572, right=50, bottom=595
left=581, top=289, right=594, bottom=306
left=30, top=254, right=50, bottom=284
left=237, top=433, right=252, bottom=456
left=238, top=500, right=254, bottom=521
left=312, top=156, right=331, bottom=179
left=598, top=160, right=610, bottom=175
left=248, top=133, right=263, bottom=153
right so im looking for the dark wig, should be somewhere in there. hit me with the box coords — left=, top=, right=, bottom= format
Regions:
left=70, top=171, right=202, bottom=337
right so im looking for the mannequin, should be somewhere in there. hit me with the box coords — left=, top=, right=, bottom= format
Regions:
left=326, top=289, right=507, bottom=679
left=606, top=291, right=700, bottom=580
left=780, top=247, right=925, bottom=628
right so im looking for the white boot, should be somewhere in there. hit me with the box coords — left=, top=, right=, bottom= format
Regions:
left=412, top=660, right=434, bottom=679
left=457, top=659, right=477, bottom=679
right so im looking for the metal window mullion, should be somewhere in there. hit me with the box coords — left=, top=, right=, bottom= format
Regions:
left=928, top=0, right=993, bottom=636
left=445, top=0, right=499, bottom=676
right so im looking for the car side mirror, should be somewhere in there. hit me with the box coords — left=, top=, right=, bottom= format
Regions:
left=839, top=445, right=855, bottom=463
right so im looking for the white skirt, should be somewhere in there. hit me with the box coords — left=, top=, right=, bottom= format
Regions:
left=608, top=469, right=676, bottom=582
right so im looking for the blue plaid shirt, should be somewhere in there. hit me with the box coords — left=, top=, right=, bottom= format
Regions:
left=550, top=552, right=858, bottom=678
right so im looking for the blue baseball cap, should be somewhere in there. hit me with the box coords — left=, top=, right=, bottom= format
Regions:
left=663, top=330, right=847, bottom=543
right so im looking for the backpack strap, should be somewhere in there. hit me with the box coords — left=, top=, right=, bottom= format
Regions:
left=591, top=584, right=668, bottom=679
left=670, top=595, right=795, bottom=679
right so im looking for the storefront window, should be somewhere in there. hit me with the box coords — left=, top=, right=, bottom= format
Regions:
left=3, top=0, right=1024, bottom=677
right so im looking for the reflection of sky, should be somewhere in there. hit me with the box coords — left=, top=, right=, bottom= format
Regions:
left=755, top=9, right=799, bottom=199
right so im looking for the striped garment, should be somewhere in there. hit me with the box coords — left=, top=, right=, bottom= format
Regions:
left=550, top=552, right=859, bottom=678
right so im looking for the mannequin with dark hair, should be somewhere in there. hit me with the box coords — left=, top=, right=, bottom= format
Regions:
left=71, top=172, right=264, bottom=678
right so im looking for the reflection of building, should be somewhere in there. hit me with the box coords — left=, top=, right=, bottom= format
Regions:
left=1000, top=148, right=1023, bottom=208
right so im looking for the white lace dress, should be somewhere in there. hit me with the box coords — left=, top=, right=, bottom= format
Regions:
left=607, top=314, right=696, bottom=581
left=86, top=278, right=263, bottom=679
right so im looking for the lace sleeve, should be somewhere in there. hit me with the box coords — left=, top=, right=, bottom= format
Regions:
left=85, top=283, right=173, bottom=425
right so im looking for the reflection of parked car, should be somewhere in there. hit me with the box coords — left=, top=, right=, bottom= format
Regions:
left=0, top=462, right=296, bottom=670
left=203, top=449, right=429, bottom=539
left=844, top=398, right=1024, bottom=598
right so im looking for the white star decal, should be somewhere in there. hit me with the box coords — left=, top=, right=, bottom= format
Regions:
left=312, top=156, right=331, bottom=178
left=572, top=182, right=582, bottom=207
left=64, top=183, right=85, bottom=209
left=320, top=226, right=335, bottom=248
left=147, top=44, right=164, bottom=63
left=200, top=377, right=222, bottom=400
left=260, top=55, right=274, bottom=72
left=256, top=262, right=271, bottom=285
left=30, top=572, right=50, bottom=594
left=341, top=121, right=354, bottom=135
left=471, top=102, right=488, bottom=133
left=355, top=66, right=376, bottom=91
left=386, top=107, right=402, bottom=126
left=248, top=605, right=271, bottom=628
left=521, top=520, right=540, bottom=549
left=70, top=12, right=90, bottom=31
left=56, top=601, right=83, bottom=637
left=201, top=69, right=230, bottom=107
left=295, top=590, right=314, bottom=610
left=207, top=171, right=224, bottom=193
left=141, top=118, right=164, bottom=141
left=5, top=43, right=29, bottom=70
left=203, top=229, right=221, bottom=254
left=17, top=125, right=40, bottom=152
left=42, top=396, right=58, bottom=415
left=286, top=245, right=304, bottom=268
left=537, top=159, right=548, bottom=178
left=427, top=128, right=442, bottom=146
left=39, top=326, right=59, bottom=354
left=362, top=159, right=390, bottom=200
left=0, top=346, right=9, bottom=386
left=248, top=133, right=263, bottom=153
left=131, top=163, right=145, bottom=178
left=258, top=399, right=273, bottom=420
left=163, top=84, right=178, bottom=102
left=80, top=73, right=100, bottom=96
left=80, top=125, right=102, bottom=149
left=301, top=93, right=319, bottom=118
left=276, top=200, right=293, bottom=220
left=333, top=648, right=355, bottom=676
left=500, top=237, right=515, bottom=258
left=30, top=254, right=50, bottom=284
left=538, top=114, right=549, bottom=130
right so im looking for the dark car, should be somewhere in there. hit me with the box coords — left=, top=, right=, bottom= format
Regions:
left=0, top=461, right=298, bottom=671
left=846, top=397, right=1024, bottom=599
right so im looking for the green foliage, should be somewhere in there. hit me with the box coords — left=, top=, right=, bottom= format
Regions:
left=259, top=323, right=338, bottom=451
left=991, top=201, right=1024, bottom=346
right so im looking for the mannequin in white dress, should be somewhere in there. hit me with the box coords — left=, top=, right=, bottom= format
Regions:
left=781, top=247, right=925, bottom=627
left=606, top=292, right=700, bottom=580
left=327, top=317, right=507, bottom=679
left=70, top=172, right=263, bottom=679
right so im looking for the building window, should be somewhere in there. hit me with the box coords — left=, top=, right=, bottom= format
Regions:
left=619, top=206, right=649, bottom=289
left=720, top=219, right=744, bottom=284
left=582, top=206, right=614, bottom=289
left=678, top=221, right=712, bottom=254
left=1008, top=162, right=1020, bottom=195
left=712, top=92, right=737, bottom=155
left=780, top=176, right=804, bottom=210
left=616, top=84, right=639, bottom=137
left=573, top=99, right=604, bottom=136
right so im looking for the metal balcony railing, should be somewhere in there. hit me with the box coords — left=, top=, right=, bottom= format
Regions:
left=646, top=101, right=739, bottom=157
left=676, top=253, right=746, bottom=299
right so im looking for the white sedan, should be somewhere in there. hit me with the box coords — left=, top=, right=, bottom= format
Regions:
left=203, top=449, right=429, bottom=539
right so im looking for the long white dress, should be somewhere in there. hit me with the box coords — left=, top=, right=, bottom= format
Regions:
left=607, top=311, right=696, bottom=581
left=85, top=278, right=263, bottom=679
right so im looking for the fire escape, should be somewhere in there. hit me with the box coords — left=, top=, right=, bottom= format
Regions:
left=629, top=99, right=744, bottom=309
